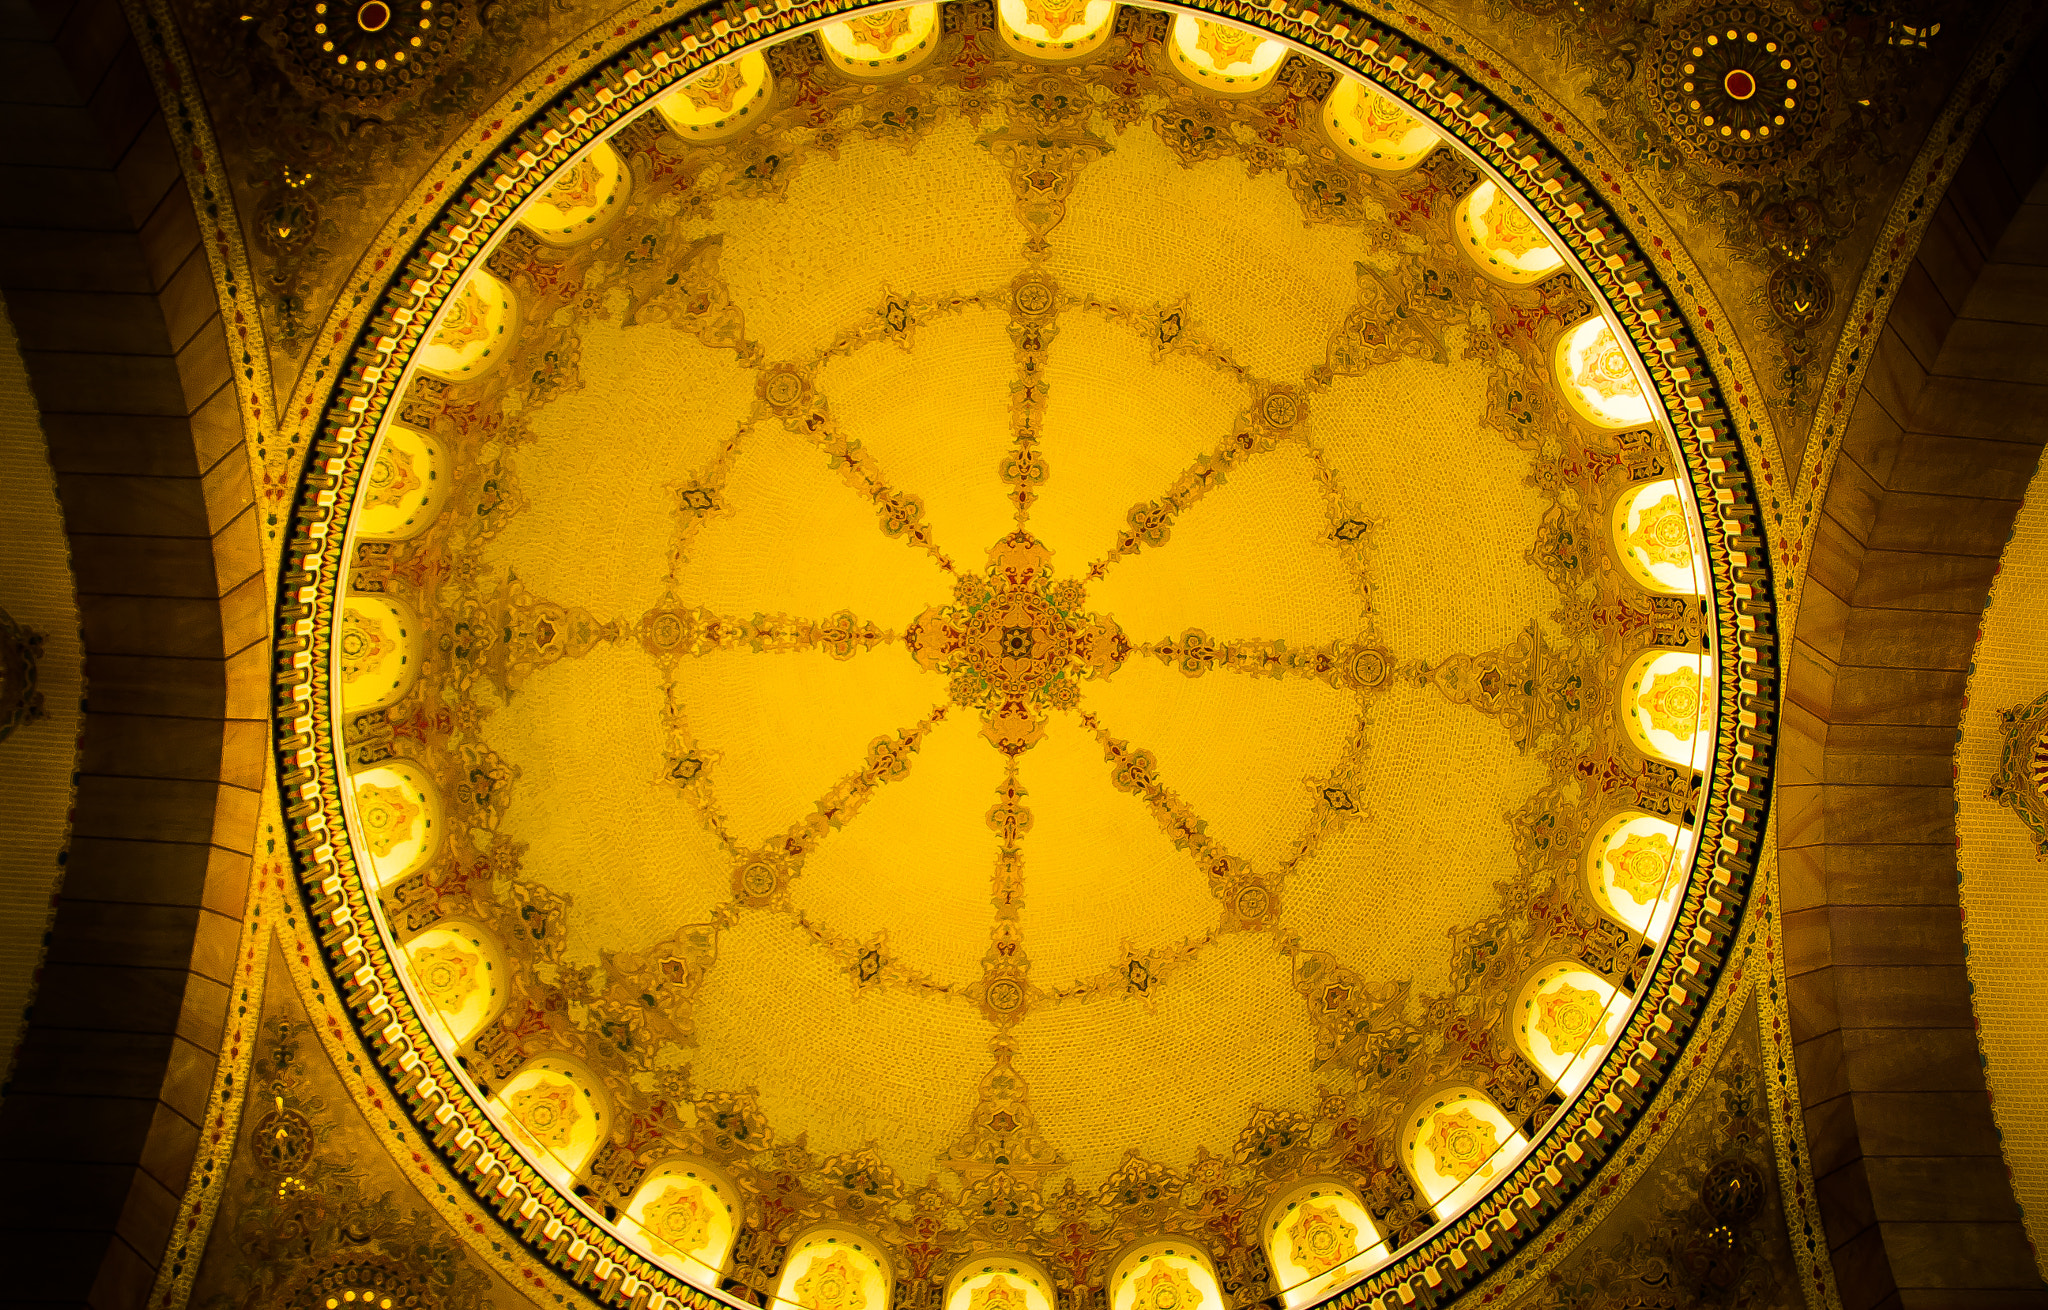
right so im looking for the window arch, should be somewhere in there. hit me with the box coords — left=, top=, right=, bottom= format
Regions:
left=1261, top=1179, right=1389, bottom=1306
left=1585, top=809, right=1692, bottom=939
left=653, top=52, right=774, bottom=142
left=519, top=141, right=628, bottom=246
left=400, top=919, right=507, bottom=1046
left=775, top=1227, right=894, bottom=1310
left=1108, top=1239, right=1224, bottom=1310
left=348, top=758, right=442, bottom=887
left=487, top=1054, right=613, bottom=1185
left=1553, top=316, right=1654, bottom=430
left=1511, top=961, right=1623, bottom=1097
left=357, top=422, right=444, bottom=542
left=944, top=1255, right=1056, bottom=1310
left=417, top=268, right=517, bottom=381
left=1166, top=16, right=1285, bottom=94
left=1610, top=479, right=1704, bottom=595
left=994, top=0, right=1114, bottom=59
left=1400, top=1088, right=1530, bottom=1221
left=337, top=593, right=420, bottom=714
left=622, top=1157, right=743, bottom=1282
left=819, top=5, right=941, bottom=79
left=1322, top=76, right=1439, bottom=172
left=1452, top=180, right=1562, bottom=283
left=1620, top=649, right=1715, bottom=770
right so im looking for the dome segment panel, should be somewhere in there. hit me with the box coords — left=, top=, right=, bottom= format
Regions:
left=1555, top=315, right=1655, bottom=429
left=777, top=1229, right=894, bottom=1310
left=654, top=52, right=774, bottom=142
left=399, top=920, right=508, bottom=1046
left=623, top=1159, right=743, bottom=1282
left=995, top=0, right=1114, bottom=57
left=1612, top=477, right=1707, bottom=595
left=355, top=422, right=443, bottom=541
left=1109, top=1242, right=1224, bottom=1310
left=1263, top=1179, right=1390, bottom=1306
left=1323, top=77, right=1440, bottom=173
left=416, top=268, right=516, bottom=380
left=1401, top=1088, right=1531, bottom=1222
left=1513, top=961, right=1624, bottom=1097
left=1454, top=180, right=1564, bottom=284
left=518, top=141, right=627, bottom=245
left=1167, top=15, right=1284, bottom=93
left=820, top=4, right=941, bottom=77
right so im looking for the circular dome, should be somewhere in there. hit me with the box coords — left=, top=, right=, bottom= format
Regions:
left=278, top=4, right=1773, bottom=1308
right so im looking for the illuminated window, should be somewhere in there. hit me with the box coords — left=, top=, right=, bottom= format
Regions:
left=1453, top=180, right=1563, bottom=283
left=401, top=920, right=506, bottom=1045
left=995, top=0, right=1114, bottom=58
left=1262, top=1180, right=1388, bottom=1306
left=1512, top=962, right=1622, bottom=1097
left=1400, top=1088, right=1530, bottom=1221
left=1323, top=76, right=1439, bottom=172
left=1109, top=1240, right=1223, bottom=1310
left=623, top=1158, right=743, bottom=1283
left=417, top=268, right=517, bottom=381
left=349, top=759, right=441, bottom=887
left=358, top=422, right=444, bottom=541
left=775, top=1228, right=894, bottom=1310
left=1167, top=16, right=1285, bottom=93
left=338, top=594, right=419, bottom=714
left=819, top=5, right=941, bottom=78
left=653, top=53, right=774, bottom=141
left=944, top=1256, right=1056, bottom=1310
left=488, top=1055, right=611, bottom=1185
left=1585, top=809, right=1692, bottom=940
left=1554, top=316, right=1653, bottom=430
left=1611, top=479, right=1703, bottom=594
left=1620, top=649, right=1714, bottom=770
left=520, top=142, right=628, bottom=246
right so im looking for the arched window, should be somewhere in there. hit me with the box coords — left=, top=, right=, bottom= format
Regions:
left=337, top=594, right=420, bottom=714
left=994, top=0, right=1114, bottom=59
left=1401, top=1088, right=1530, bottom=1221
left=1452, top=180, right=1563, bottom=284
left=1611, top=479, right=1704, bottom=595
left=775, top=1228, right=894, bottom=1310
left=488, top=1054, right=612, bottom=1185
left=1620, top=649, right=1715, bottom=770
left=944, top=1255, right=1056, bottom=1310
left=417, top=268, right=517, bottom=381
left=653, top=52, right=774, bottom=142
left=1554, top=316, right=1654, bottom=430
left=1585, top=809, right=1692, bottom=939
left=400, top=919, right=507, bottom=1046
left=1322, top=76, right=1439, bottom=172
left=348, top=758, right=442, bottom=887
left=1166, top=16, right=1285, bottom=94
left=622, top=1157, right=743, bottom=1282
left=1108, top=1240, right=1224, bottom=1310
left=357, top=423, right=444, bottom=542
left=1262, top=1179, right=1389, bottom=1306
left=1512, top=961, right=1623, bottom=1097
left=521, top=142, right=628, bottom=246
left=818, top=5, right=941, bottom=79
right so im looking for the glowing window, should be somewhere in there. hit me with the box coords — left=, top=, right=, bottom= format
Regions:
left=349, top=759, right=441, bottom=887
left=338, top=594, right=419, bottom=713
left=520, top=142, right=627, bottom=246
left=1586, top=809, right=1692, bottom=939
left=1611, top=479, right=1703, bottom=594
left=1512, top=962, right=1622, bottom=1097
left=401, top=920, right=506, bottom=1045
left=776, top=1229, right=893, bottom=1310
left=944, top=1256, right=1056, bottom=1310
left=653, top=52, right=773, bottom=141
left=1621, top=649, right=1714, bottom=770
left=1323, top=77, right=1439, bottom=172
left=358, top=423, right=444, bottom=541
left=623, top=1158, right=742, bottom=1282
left=1109, top=1241, right=1223, bottom=1310
left=1167, top=16, right=1285, bottom=93
left=1262, top=1180, right=1388, bottom=1306
left=1401, top=1088, right=1530, bottom=1221
left=1554, top=316, right=1653, bottom=430
left=417, top=269, right=517, bottom=381
left=995, top=0, right=1113, bottom=57
left=488, top=1055, right=611, bottom=1185
left=1453, top=180, right=1563, bottom=283
left=819, top=5, right=940, bottom=78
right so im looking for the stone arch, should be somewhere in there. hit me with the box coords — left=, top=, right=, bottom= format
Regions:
left=1781, top=35, right=2048, bottom=1308
left=0, top=0, right=263, bottom=1301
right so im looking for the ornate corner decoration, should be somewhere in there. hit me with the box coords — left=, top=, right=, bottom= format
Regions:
left=1988, top=690, right=2048, bottom=857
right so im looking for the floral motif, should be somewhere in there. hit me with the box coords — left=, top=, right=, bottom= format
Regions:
left=433, top=280, right=495, bottom=353
left=1349, top=89, right=1423, bottom=152
left=412, top=940, right=480, bottom=1013
left=969, top=1275, right=1031, bottom=1310
left=1568, top=324, right=1640, bottom=408
left=1637, top=665, right=1703, bottom=741
left=793, top=1249, right=868, bottom=1310
left=506, top=1078, right=582, bottom=1152
left=1533, top=982, right=1610, bottom=1059
left=365, top=442, right=421, bottom=511
left=1128, top=1260, right=1203, bottom=1310
left=1424, top=1107, right=1499, bottom=1183
left=1192, top=19, right=1260, bottom=70
left=1625, top=493, right=1693, bottom=572
left=678, top=60, right=749, bottom=114
left=354, top=781, right=420, bottom=858
left=540, top=156, right=604, bottom=212
left=1608, top=830, right=1673, bottom=903
left=1481, top=194, right=1547, bottom=260
left=844, top=9, right=912, bottom=53
left=338, top=607, right=392, bottom=686
left=638, top=1181, right=714, bottom=1256
left=1284, top=1200, right=1359, bottom=1276
left=1020, top=0, right=1089, bottom=38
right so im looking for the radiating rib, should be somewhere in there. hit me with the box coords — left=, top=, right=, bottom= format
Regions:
left=635, top=597, right=897, bottom=669
left=780, top=411, right=960, bottom=575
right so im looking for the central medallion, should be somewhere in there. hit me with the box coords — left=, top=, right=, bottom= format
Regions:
left=907, top=532, right=1127, bottom=754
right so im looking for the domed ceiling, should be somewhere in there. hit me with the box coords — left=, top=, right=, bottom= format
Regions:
left=282, top=3, right=1771, bottom=1307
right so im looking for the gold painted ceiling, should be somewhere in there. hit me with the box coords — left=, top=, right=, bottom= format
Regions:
left=303, top=4, right=1748, bottom=1306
